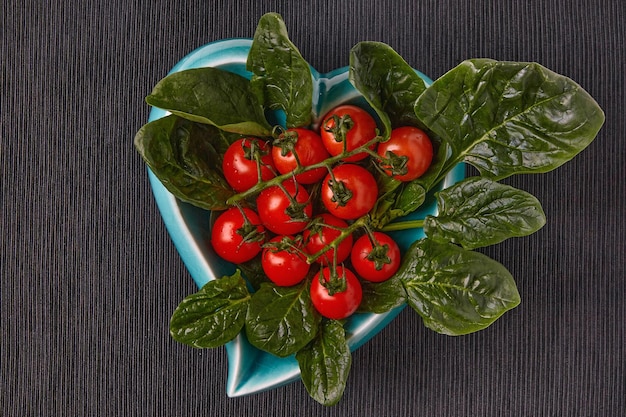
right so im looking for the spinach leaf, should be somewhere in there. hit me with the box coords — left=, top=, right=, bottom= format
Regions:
left=391, top=181, right=427, bottom=216
left=424, top=177, right=546, bottom=249
left=237, top=256, right=270, bottom=292
left=358, top=274, right=407, bottom=314
left=146, top=67, right=272, bottom=136
left=245, top=280, right=321, bottom=357
left=349, top=41, right=428, bottom=138
left=296, top=320, right=351, bottom=406
left=169, top=271, right=251, bottom=348
left=415, top=59, right=605, bottom=180
left=247, top=13, right=313, bottom=128
left=134, top=114, right=236, bottom=210
left=398, top=238, right=520, bottom=335
left=371, top=181, right=427, bottom=230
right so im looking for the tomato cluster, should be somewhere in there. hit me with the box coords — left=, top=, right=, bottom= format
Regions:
left=211, top=104, right=433, bottom=320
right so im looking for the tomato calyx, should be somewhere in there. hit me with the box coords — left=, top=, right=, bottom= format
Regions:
left=276, top=181, right=311, bottom=224
left=241, top=140, right=274, bottom=189
left=364, top=238, right=393, bottom=271
left=318, top=265, right=348, bottom=296
left=324, top=166, right=357, bottom=208
left=239, top=139, right=274, bottom=178
left=326, top=177, right=353, bottom=207
left=234, top=206, right=266, bottom=246
left=241, top=138, right=267, bottom=160
left=323, top=114, right=354, bottom=150
left=272, top=128, right=299, bottom=158
left=262, top=234, right=304, bottom=254
left=377, top=150, right=410, bottom=178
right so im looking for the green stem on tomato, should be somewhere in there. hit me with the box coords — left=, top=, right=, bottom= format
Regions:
left=226, top=135, right=383, bottom=206
left=305, top=215, right=369, bottom=264
left=380, top=219, right=424, bottom=232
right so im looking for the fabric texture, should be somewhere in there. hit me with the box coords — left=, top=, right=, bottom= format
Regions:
left=2, top=1, right=624, bottom=415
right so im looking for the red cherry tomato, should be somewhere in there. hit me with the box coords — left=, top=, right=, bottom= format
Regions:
left=320, top=104, right=378, bottom=162
left=303, top=213, right=353, bottom=265
left=271, top=128, right=330, bottom=184
left=261, top=235, right=310, bottom=286
left=321, top=164, right=378, bottom=220
left=222, top=138, right=276, bottom=192
left=310, top=266, right=363, bottom=319
left=377, top=126, right=433, bottom=181
left=210, top=207, right=265, bottom=263
left=256, top=180, right=313, bottom=235
left=350, top=232, right=401, bottom=282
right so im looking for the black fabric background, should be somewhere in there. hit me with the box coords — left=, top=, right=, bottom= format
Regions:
left=2, top=1, right=625, bottom=415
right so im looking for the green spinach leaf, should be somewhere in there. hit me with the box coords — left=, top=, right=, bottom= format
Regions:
left=424, top=177, right=546, bottom=249
left=371, top=181, right=427, bottom=230
left=146, top=67, right=272, bottom=136
left=349, top=41, right=428, bottom=138
left=237, top=256, right=270, bottom=292
left=169, top=271, right=251, bottom=348
left=415, top=59, right=605, bottom=180
left=358, top=274, right=407, bottom=314
left=134, top=114, right=236, bottom=210
left=296, top=320, right=351, bottom=406
left=247, top=12, right=313, bottom=128
left=245, top=280, right=321, bottom=357
left=398, top=238, right=520, bottom=335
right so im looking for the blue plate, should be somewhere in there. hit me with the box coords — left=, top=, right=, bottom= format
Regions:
left=146, top=38, right=465, bottom=397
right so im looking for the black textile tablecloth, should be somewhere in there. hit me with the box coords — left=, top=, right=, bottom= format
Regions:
left=2, top=1, right=625, bottom=415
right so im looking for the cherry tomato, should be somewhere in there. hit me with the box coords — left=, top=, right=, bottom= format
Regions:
left=376, top=126, right=433, bottom=181
left=210, top=207, right=265, bottom=263
left=303, top=213, right=353, bottom=265
left=310, top=266, right=363, bottom=319
left=262, top=235, right=310, bottom=286
left=222, top=138, right=276, bottom=192
left=271, top=128, right=330, bottom=184
left=321, top=164, right=378, bottom=220
left=256, top=180, right=313, bottom=235
left=320, top=104, right=378, bottom=162
left=350, top=232, right=401, bottom=282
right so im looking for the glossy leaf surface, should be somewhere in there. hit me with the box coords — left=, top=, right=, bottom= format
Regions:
left=134, top=114, right=236, bottom=210
left=424, top=177, right=546, bottom=249
left=247, top=12, right=313, bottom=128
left=169, top=271, right=251, bottom=348
left=146, top=67, right=272, bottom=136
left=296, top=320, right=351, bottom=406
left=358, top=275, right=407, bottom=314
left=245, top=281, right=321, bottom=357
left=415, top=59, right=605, bottom=179
left=399, top=238, right=520, bottom=335
left=349, top=41, right=428, bottom=137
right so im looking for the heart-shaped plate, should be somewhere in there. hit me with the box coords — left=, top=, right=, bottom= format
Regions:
left=146, top=38, right=465, bottom=397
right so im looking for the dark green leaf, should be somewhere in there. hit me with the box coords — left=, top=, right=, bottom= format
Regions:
left=370, top=180, right=427, bottom=229
left=358, top=275, right=407, bottom=314
left=393, top=181, right=427, bottom=214
left=415, top=59, right=605, bottom=179
left=424, top=177, right=546, bottom=249
left=146, top=67, right=272, bottom=136
left=247, top=12, right=313, bottom=128
left=169, top=271, right=251, bottom=348
left=134, top=115, right=236, bottom=210
left=237, top=256, right=270, bottom=292
left=349, top=41, right=428, bottom=138
left=398, top=238, right=520, bottom=335
left=296, top=320, right=351, bottom=406
left=369, top=165, right=402, bottom=227
left=245, top=281, right=321, bottom=357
